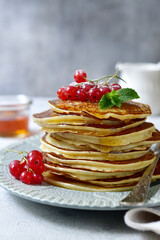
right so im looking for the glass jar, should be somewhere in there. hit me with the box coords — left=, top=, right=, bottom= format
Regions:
left=0, top=95, right=32, bottom=137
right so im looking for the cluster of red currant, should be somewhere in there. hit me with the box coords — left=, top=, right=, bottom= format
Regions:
left=9, top=150, right=44, bottom=185
left=57, top=70, right=121, bottom=102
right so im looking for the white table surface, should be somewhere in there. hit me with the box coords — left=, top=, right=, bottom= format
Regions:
left=0, top=97, right=160, bottom=240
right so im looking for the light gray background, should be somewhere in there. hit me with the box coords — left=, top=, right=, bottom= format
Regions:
left=0, top=0, right=160, bottom=97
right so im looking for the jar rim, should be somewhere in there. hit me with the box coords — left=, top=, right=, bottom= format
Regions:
left=0, top=95, right=32, bottom=108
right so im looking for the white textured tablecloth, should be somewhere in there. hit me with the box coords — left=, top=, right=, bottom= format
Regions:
left=0, top=97, right=160, bottom=240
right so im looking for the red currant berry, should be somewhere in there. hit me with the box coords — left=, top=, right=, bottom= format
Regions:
left=99, top=85, right=112, bottom=96
left=88, top=87, right=102, bottom=102
left=30, top=162, right=45, bottom=174
left=20, top=171, right=33, bottom=184
left=74, top=70, right=87, bottom=83
left=22, top=165, right=28, bottom=171
left=20, top=159, right=26, bottom=168
left=9, top=160, right=24, bottom=178
left=65, top=86, right=77, bottom=100
left=20, top=160, right=28, bottom=172
left=32, top=173, right=44, bottom=184
left=82, top=82, right=95, bottom=92
left=76, top=89, right=87, bottom=101
left=28, top=155, right=42, bottom=167
left=27, top=150, right=43, bottom=162
left=36, top=162, right=45, bottom=173
left=57, top=87, right=68, bottom=100
left=111, top=83, right=121, bottom=91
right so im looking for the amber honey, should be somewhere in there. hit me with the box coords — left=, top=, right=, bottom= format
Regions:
left=0, top=95, right=31, bottom=137
left=0, top=111, right=29, bottom=136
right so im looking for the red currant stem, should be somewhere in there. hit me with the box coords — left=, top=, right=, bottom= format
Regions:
left=105, top=76, right=114, bottom=84
left=20, top=156, right=28, bottom=164
left=113, top=68, right=126, bottom=83
left=20, top=156, right=34, bottom=172
left=5, top=149, right=28, bottom=155
left=116, top=76, right=126, bottom=82
left=106, top=68, right=118, bottom=84
left=6, top=148, right=33, bottom=172
left=27, top=166, right=34, bottom=172
left=97, top=82, right=106, bottom=87
left=76, top=82, right=85, bottom=87
left=88, top=79, right=99, bottom=85
left=86, top=69, right=126, bottom=85
left=5, top=149, right=29, bottom=165
left=86, top=76, right=109, bottom=82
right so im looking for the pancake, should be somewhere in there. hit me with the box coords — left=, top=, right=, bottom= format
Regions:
left=43, top=158, right=160, bottom=192
left=42, top=133, right=92, bottom=151
left=43, top=172, right=137, bottom=192
left=55, top=122, right=155, bottom=146
left=50, top=132, right=151, bottom=152
left=44, top=151, right=155, bottom=173
left=33, top=109, right=123, bottom=126
left=40, top=134, right=151, bottom=161
left=44, top=151, right=155, bottom=181
left=56, top=130, right=160, bottom=153
left=44, top=162, right=146, bottom=181
left=90, top=172, right=160, bottom=187
left=43, top=160, right=160, bottom=192
left=48, top=99, right=151, bottom=120
left=39, top=118, right=145, bottom=136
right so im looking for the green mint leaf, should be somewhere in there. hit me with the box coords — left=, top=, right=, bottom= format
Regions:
left=111, top=94, right=122, bottom=108
left=117, top=88, right=140, bottom=102
left=108, top=90, right=117, bottom=97
left=99, top=94, right=114, bottom=109
left=99, top=88, right=140, bottom=110
left=103, top=90, right=123, bottom=108
left=99, top=90, right=122, bottom=109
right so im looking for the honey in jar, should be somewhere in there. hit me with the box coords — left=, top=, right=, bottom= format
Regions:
left=0, top=95, right=31, bottom=137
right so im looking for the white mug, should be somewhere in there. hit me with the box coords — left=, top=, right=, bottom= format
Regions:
left=116, top=62, right=160, bottom=115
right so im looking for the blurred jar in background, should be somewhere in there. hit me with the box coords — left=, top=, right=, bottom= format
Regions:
left=0, top=95, right=31, bottom=137
left=116, top=62, right=160, bottom=115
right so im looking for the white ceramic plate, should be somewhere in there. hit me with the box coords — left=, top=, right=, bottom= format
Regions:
left=0, top=134, right=160, bottom=211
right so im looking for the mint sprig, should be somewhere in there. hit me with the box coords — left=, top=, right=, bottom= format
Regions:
left=99, top=88, right=140, bottom=109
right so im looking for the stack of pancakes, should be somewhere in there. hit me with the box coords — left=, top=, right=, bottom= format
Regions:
left=33, top=99, right=160, bottom=192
